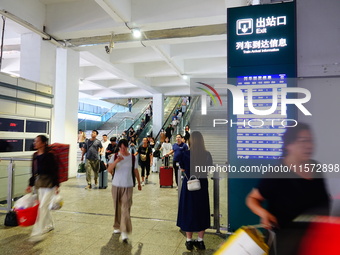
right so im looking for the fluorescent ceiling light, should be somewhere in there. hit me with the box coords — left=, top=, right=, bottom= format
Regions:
left=132, top=28, right=141, bottom=38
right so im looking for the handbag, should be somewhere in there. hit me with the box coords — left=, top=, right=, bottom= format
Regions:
left=186, top=175, right=201, bottom=191
left=140, top=147, right=148, bottom=162
left=4, top=211, right=18, bottom=226
left=78, top=162, right=85, bottom=173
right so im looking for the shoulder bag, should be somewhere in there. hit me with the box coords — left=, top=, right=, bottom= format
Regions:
left=183, top=172, right=201, bottom=191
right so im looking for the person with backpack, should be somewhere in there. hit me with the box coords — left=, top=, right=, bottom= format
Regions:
left=26, top=135, right=59, bottom=242
left=107, top=139, right=142, bottom=243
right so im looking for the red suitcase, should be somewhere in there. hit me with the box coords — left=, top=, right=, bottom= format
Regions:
left=159, top=166, right=173, bottom=188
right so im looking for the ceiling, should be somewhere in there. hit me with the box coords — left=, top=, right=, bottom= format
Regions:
left=0, top=0, right=250, bottom=105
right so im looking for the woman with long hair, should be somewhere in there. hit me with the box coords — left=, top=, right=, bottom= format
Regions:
left=26, top=135, right=59, bottom=242
left=177, top=131, right=212, bottom=251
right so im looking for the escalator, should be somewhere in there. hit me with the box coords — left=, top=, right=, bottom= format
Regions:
left=135, top=97, right=181, bottom=145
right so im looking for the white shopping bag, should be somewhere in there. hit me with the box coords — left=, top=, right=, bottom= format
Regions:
left=49, top=194, right=64, bottom=210
left=14, top=193, right=38, bottom=209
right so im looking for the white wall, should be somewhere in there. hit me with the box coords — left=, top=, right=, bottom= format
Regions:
left=297, top=0, right=340, bottom=216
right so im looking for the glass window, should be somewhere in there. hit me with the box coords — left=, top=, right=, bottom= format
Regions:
left=25, top=139, right=35, bottom=151
left=26, top=120, right=48, bottom=133
left=0, top=139, right=23, bottom=152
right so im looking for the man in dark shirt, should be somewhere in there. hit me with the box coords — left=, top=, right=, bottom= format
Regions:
left=165, top=124, right=174, bottom=140
left=81, top=130, right=103, bottom=189
left=165, top=134, right=188, bottom=187
left=106, top=137, right=119, bottom=162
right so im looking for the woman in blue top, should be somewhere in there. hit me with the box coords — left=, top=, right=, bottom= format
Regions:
left=177, top=131, right=212, bottom=251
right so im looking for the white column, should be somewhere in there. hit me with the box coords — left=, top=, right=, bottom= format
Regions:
left=52, top=48, right=80, bottom=178
left=20, top=33, right=56, bottom=85
left=152, top=94, right=164, bottom=139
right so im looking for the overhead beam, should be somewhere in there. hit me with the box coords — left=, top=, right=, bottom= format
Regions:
left=95, top=0, right=131, bottom=23
left=65, top=24, right=227, bottom=47
left=80, top=51, right=160, bottom=95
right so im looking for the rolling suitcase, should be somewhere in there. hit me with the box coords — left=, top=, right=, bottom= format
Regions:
left=99, top=170, right=108, bottom=189
left=159, top=166, right=173, bottom=188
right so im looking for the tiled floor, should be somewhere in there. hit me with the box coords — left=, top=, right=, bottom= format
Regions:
left=0, top=172, right=226, bottom=255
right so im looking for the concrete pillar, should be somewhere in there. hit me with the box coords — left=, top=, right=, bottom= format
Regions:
left=52, top=48, right=80, bottom=178
left=152, top=94, right=164, bottom=139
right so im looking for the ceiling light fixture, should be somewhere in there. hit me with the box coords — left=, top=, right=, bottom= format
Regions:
left=132, top=28, right=141, bottom=38
left=182, top=75, right=188, bottom=80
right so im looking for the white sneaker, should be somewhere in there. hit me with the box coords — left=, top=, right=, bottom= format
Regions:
left=121, top=232, right=128, bottom=242
left=141, top=181, right=145, bottom=186
left=145, top=178, right=148, bottom=184
left=113, top=229, right=121, bottom=234
left=28, top=235, right=44, bottom=243
left=43, top=226, right=54, bottom=234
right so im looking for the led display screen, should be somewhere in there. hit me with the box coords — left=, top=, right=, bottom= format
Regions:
left=236, top=74, right=287, bottom=159
left=0, top=118, right=24, bottom=132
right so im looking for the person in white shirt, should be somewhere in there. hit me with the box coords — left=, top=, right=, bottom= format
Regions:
left=107, top=139, right=142, bottom=243
left=100, top=134, right=110, bottom=164
left=161, top=137, right=172, bottom=167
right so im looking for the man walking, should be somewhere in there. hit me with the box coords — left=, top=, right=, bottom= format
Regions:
left=81, top=130, right=103, bottom=189
left=100, top=134, right=110, bottom=164
left=106, top=137, right=119, bottom=162
left=165, top=134, right=188, bottom=188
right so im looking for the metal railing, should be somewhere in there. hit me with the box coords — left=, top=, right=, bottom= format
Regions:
left=155, top=96, right=199, bottom=145
left=78, top=103, right=129, bottom=131
left=137, top=97, right=182, bottom=146
left=104, top=99, right=153, bottom=138
left=0, top=157, right=31, bottom=212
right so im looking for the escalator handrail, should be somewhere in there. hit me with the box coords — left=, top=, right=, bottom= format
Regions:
left=154, top=97, right=187, bottom=141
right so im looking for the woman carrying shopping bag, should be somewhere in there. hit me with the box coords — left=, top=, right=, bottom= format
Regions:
left=177, top=131, right=212, bottom=251
left=26, top=135, right=59, bottom=242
